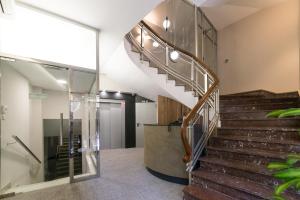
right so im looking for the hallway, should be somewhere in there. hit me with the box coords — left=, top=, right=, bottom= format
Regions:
left=7, top=148, right=184, bottom=200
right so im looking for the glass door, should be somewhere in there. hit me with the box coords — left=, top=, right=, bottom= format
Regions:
left=69, top=69, right=100, bottom=182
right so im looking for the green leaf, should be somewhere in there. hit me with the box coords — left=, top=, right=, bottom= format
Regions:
left=268, top=162, right=290, bottom=170
left=273, top=195, right=286, bottom=200
left=279, top=108, right=300, bottom=118
left=266, top=110, right=287, bottom=118
left=274, top=178, right=300, bottom=196
left=296, top=181, right=300, bottom=190
left=274, top=168, right=300, bottom=180
left=266, top=108, right=299, bottom=118
left=287, top=154, right=300, bottom=165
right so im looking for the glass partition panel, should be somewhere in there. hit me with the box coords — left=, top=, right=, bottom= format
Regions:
left=69, top=69, right=99, bottom=182
left=143, top=31, right=166, bottom=65
left=197, top=9, right=203, bottom=59
left=172, top=1, right=195, bottom=55
left=143, top=0, right=218, bottom=73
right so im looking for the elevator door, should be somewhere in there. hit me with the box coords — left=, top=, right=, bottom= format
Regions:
left=100, top=102, right=125, bottom=149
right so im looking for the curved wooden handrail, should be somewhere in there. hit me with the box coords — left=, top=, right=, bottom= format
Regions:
left=141, top=20, right=219, bottom=163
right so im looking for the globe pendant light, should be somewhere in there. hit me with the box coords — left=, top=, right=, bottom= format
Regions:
left=163, top=16, right=171, bottom=32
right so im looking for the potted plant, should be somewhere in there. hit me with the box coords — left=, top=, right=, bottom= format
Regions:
left=266, top=108, right=300, bottom=200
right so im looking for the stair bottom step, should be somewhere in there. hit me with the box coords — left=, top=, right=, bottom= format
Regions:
left=183, top=185, right=237, bottom=200
left=192, top=169, right=299, bottom=200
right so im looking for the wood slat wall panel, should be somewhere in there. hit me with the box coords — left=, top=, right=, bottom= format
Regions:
left=157, top=95, right=190, bottom=125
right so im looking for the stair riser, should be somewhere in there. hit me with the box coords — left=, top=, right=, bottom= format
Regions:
left=220, top=98, right=299, bottom=106
left=207, top=149, right=284, bottom=165
left=217, top=129, right=299, bottom=141
left=192, top=176, right=264, bottom=200
left=55, top=170, right=82, bottom=177
left=183, top=193, right=199, bottom=200
left=200, top=162, right=278, bottom=187
left=211, top=138, right=300, bottom=153
left=56, top=160, right=82, bottom=168
left=57, top=155, right=82, bottom=160
left=220, top=103, right=297, bottom=112
left=220, top=92, right=298, bottom=100
left=220, top=112, right=268, bottom=120
left=220, top=96, right=264, bottom=100
left=221, top=119, right=300, bottom=128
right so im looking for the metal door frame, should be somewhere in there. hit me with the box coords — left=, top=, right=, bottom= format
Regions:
left=68, top=67, right=100, bottom=183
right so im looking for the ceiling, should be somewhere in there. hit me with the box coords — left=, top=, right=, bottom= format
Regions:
left=3, top=59, right=96, bottom=93
left=145, top=0, right=288, bottom=31
left=197, top=0, right=288, bottom=30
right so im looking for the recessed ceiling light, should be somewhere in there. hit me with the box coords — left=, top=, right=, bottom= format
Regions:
left=57, top=79, right=67, bottom=84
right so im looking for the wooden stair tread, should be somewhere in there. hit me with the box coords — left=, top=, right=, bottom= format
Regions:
left=192, top=169, right=299, bottom=200
left=220, top=110, right=272, bottom=114
left=218, top=126, right=299, bottom=132
left=183, top=185, right=237, bottom=200
left=220, top=96, right=298, bottom=102
left=213, top=135, right=300, bottom=145
left=221, top=117, right=300, bottom=122
left=199, top=157, right=270, bottom=176
left=221, top=101, right=297, bottom=107
left=206, top=146, right=288, bottom=159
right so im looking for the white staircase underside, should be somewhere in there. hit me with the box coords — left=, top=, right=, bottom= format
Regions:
left=102, top=40, right=172, bottom=102
left=124, top=39, right=198, bottom=109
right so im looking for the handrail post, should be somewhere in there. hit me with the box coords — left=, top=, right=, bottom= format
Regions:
left=140, top=25, right=144, bottom=61
left=204, top=73, right=208, bottom=93
left=191, top=61, right=194, bottom=92
left=194, top=5, right=198, bottom=58
left=165, top=46, right=169, bottom=67
left=205, top=103, right=209, bottom=132
left=165, top=46, right=169, bottom=80
left=187, top=124, right=194, bottom=184
left=140, top=25, right=144, bottom=48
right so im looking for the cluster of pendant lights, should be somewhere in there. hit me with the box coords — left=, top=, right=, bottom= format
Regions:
left=150, top=16, right=179, bottom=61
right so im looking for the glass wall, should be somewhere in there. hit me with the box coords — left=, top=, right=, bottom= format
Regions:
left=0, top=57, right=100, bottom=194
left=144, top=0, right=218, bottom=72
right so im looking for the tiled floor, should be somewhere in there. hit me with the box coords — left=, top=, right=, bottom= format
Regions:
left=7, top=148, right=184, bottom=200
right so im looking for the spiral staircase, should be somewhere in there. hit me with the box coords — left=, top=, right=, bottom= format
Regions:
left=125, top=19, right=300, bottom=200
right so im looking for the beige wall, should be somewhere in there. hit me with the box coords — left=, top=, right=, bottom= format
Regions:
left=218, top=0, right=299, bottom=95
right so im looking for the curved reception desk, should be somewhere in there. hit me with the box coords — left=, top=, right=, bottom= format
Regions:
left=144, top=125, right=188, bottom=184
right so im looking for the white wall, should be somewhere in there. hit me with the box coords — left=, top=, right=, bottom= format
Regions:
left=41, top=90, right=69, bottom=119
left=1, top=63, right=32, bottom=188
left=217, top=0, right=299, bottom=94
left=100, top=74, right=133, bottom=93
